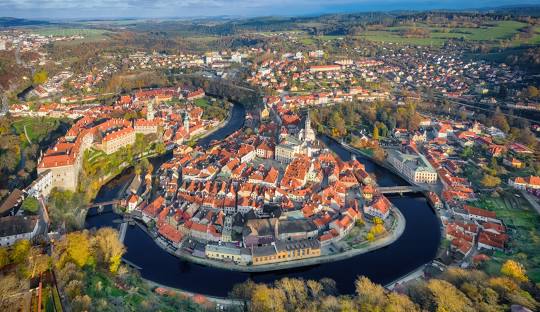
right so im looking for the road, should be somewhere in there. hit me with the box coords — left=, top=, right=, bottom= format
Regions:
left=521, top=190, right=540, bottom=216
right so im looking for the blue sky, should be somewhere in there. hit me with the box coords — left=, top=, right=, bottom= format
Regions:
left=1, top=0, right=539, bottom=19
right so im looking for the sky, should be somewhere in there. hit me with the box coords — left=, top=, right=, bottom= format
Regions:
left=1, top=0, right=540, bottom=20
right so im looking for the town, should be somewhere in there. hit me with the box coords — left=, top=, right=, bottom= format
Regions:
left=0, top=7, right=539, bottom=312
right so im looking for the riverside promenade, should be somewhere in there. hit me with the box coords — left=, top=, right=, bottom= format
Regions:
left=134, top=206, right=406, bottom=273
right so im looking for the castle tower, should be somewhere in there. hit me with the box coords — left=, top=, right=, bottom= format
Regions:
left=147, top=97, right=156, bottom=120
left=304, top=110, right=316, bottom=142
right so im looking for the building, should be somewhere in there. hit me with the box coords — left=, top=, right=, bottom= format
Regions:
left=25, top=170, right=53, bottom=199
left=275, top=136, right=303, bottom=163
left=205, top=244, right=252, bottom=264
left=99, top=127, right=136, bottom=155
left=0, top=216, right=39, bottom=246
left=509, top=176, right=540, bottom=190
left=303, top=111, right=316, bottom=143
left=0, top=189, right=24, bottom=217
left=277, top=220, right=318, bottom=241
left=134, top=119, right=160, bottom=135
left=364, top=195, right=391, bottom=220
left=387, top=149, right=438, bottom=184
left=309, top=65, right=341, bottom=73
left=251, top=239, right=321, bottom=265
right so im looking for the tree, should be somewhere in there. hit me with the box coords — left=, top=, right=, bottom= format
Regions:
left=426, top=279, right=474, bottom=312
left=32, top=69, right=48, bottom=85
left=355, top=276, right=386, bottom=308
left=0, top=273, right=22, bottom=305
left=27, top=247, right=50, bottom=278
left=373, top=125, right=380, bottom=140
left=92, top=227, right=125, bottom=273
left=0, top=247, right=9, bottom=268
left=527, top=86, right=539, bottom=98
left=66, top=231, right=91, bottom=268
left=155, top=142, right=166, bottom=155
left=250, top=284, right=285, bottom=312
left=461, top=146, right=473, bottom=158
left=500, top=260, right=528, bottom=282
left=481, top=174, right=501, bottom=188
left=10, top=239, right=31, bottom=264
left=21, top=197, right=39, bottom=214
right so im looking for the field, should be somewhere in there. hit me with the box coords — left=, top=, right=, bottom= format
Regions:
left=344, top=21, right=540, bottom=46
left=194, top=97, right=210, bottom=108
left=11, top=116, right=62, bottom=144
left=476, top=192, right=540, bottom=282
left=29, top=27, right=112, bottom=44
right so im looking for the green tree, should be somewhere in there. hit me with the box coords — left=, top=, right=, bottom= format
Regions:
left=21, top=196, right=39, bottom=214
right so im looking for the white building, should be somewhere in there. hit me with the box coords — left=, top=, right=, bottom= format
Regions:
left=0, top=216, right=40, bottom=246
left=25, top=169, right=53, bottom=199
left=387, top=149, right=438, bottom=184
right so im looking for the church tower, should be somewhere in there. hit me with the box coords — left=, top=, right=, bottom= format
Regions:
left=183, top=112, right=190, bottom=134
left=147, top=97, right=156, bottom=120
left=304, top=110, right=316, bottom=142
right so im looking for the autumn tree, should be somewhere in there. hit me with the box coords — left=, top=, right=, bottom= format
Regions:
left=373, top=125, right=380, bottom=140
left=92, top=227, right=126, bottom=273
left=0, top=247, right=8, bottom=268
left=10, top=239, right=31, bottom=264
left=66, top=231, right=92, bottom=268
left=27, top=247, right=50, bottom=278
left=481, top=174, right=501, bottom=188
left=426, top=279, right=474, bottom=312
left=501, top=260, right=528, bottom=282
left=250, top=284, right=286, bottom=312
left=32, top=69, right=48, bottom=85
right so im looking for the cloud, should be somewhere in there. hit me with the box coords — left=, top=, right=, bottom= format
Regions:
left=0, top=0, right=537, bottom=19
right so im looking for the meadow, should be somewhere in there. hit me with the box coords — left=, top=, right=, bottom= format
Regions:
left=477, top=192, right=540, bottom=282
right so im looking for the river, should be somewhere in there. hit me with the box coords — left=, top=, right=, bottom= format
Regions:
left=85, top=103, right=441, bottom=297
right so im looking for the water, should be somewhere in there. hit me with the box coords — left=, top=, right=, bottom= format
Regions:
left=85, top=103, right=441, bottom=297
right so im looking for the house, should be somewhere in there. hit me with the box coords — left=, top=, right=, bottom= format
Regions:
left=509, top=176, right=540, bottom=190
left=0, top=216, right=40, bottom=246
left=251, top=239, right=321, bottom=265
left=205, top=244, right=252, bottom=264
left=364, top=195, right=391, bottom=220
left=256, top=141, right=274, bottom=159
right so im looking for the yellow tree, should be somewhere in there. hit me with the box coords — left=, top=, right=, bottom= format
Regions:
left=10, top=239, right=31, bottom=264
left=67, top=231, right=91, bottom=268
left=500, top=260, right=528, bottom=282
left=93, top=227, right=126, bottom=273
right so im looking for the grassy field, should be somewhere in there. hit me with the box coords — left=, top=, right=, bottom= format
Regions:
left=31, top=27, right=110, bottom=38
left=11, top=117, right=62, bottom=144
left=354, top=21, right=539, bottom=46
left=194, top=97, right=210, bottom=108
left=476, top=192, right=540, bottom=282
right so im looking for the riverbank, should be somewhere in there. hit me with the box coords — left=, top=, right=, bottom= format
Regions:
left=131, top=207, right=406, bottom=273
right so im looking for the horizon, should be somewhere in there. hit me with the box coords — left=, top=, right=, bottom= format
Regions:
left=2, top=1, right=540, bottom=20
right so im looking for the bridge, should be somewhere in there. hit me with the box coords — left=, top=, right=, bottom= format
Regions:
left=378, top=185, right=427, bottom=194
left=86, top=199, right=120, bottom=209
